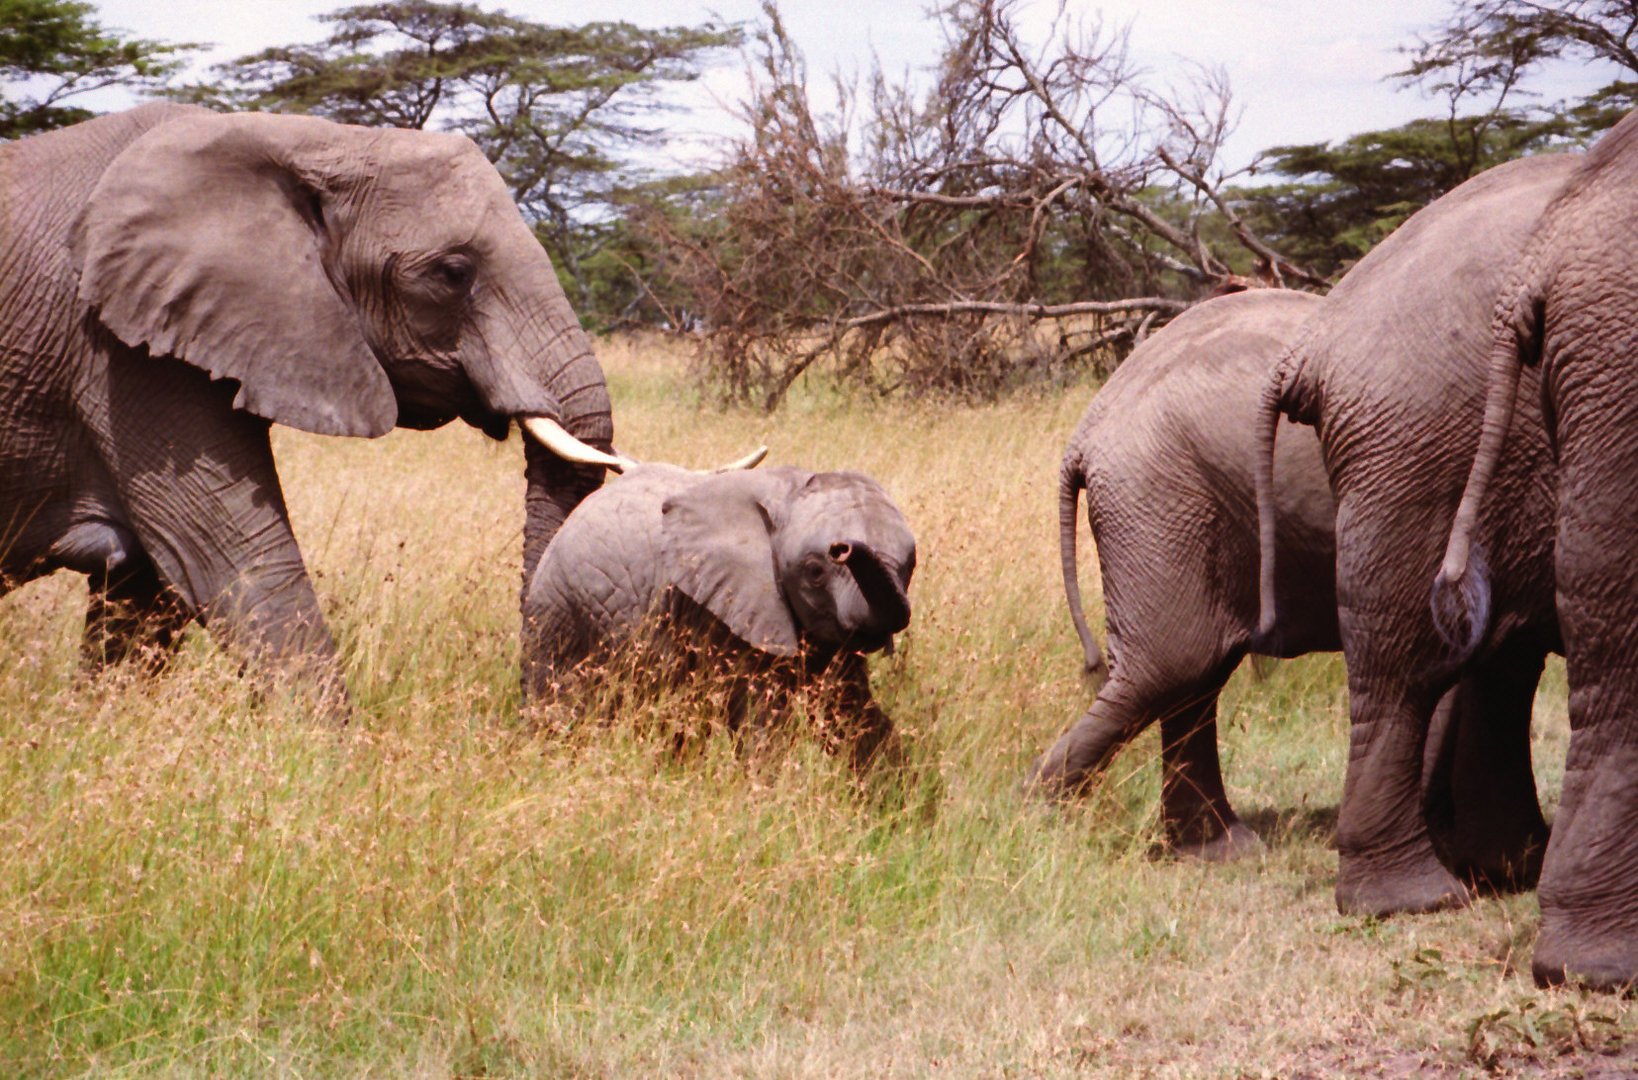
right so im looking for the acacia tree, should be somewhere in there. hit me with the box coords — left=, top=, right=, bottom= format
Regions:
left=181, top=1, right=738, bottom=313
left=633, top=0, right=1323, bottom=410
left=1233, top=2, right=1636, bottom=280
left=1230, top=113, right=1574, bottom=278
left=0, top=0, right=196, bottom=139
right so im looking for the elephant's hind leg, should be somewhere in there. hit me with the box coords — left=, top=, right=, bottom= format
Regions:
left=1160, top=697, right=1263, bottom=861
left=1028, top=660, right=1257, bottom=860
left=1531, top=412, right=1638, bottom=990
left=1333, top=676, right=1472, bottom=917
left=1422, top=640, right=1550, bottom=892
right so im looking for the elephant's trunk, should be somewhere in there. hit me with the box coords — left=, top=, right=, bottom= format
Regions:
left=521, top=342, right=612, bottom=587
left=842, top=543, right=911, bottom=643
left=470, top=257, right=615, bottom=614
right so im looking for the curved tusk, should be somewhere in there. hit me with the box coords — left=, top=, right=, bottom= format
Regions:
left=712, top=445, right=769, bottom=472
left=520, top=416, right=640, bottom=473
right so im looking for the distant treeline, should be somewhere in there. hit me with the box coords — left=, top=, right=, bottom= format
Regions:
left=5, top=0, right=1633, bottom=407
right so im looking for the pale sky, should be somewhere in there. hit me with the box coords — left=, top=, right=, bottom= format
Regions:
left=90, top=1, right=1622, bottom=172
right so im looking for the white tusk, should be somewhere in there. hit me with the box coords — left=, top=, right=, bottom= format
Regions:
left=520, top=416, right=640, bottom=473
left=712, top=445, right=769, bottom=472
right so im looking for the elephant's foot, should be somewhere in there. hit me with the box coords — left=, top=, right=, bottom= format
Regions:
left=1436, top=824, right=1549, bottom=894
left=1171, top=819, right=1264, bottom=863
left=1532, top=912, right=1638, bottom=992
left=1335, top=843, right=1472, bottom=917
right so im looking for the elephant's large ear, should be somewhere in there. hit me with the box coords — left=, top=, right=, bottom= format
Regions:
left=70, top=111, right=396, bottom=438
left=661, top=468, right=808, bottom=656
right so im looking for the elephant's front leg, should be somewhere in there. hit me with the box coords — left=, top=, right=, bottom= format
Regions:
left=89, top=355, right=347, bottom=715
left=824, top=650, right=902, bottom=774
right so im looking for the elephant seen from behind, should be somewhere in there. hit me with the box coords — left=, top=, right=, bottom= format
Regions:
left=523, top=463, right=916, bottom=772
left=1438, top=108, right=1638, bottom=990
left=0, top=103, right=626, bottom=709
left=1028, top=289, right=1335, bottom=857
left=1254, top=153, right=1576, bottom=918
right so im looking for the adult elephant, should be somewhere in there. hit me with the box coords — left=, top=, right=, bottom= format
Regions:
left=1438, top=110, right=1638, bottom=990
left=0, top=103, right=622, bottom=707
left=1029, top=288, right=1542, bottom=881
left=1254, top=154, right=1577, bottom=917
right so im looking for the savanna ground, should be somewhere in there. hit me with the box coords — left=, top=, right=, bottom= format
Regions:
left=2, top=336, right=1633, bottom=1078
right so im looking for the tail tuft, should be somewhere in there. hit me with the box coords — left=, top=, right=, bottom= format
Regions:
left=1082, top=651, right=1108, bottom=691
left=1430, top=542, right=1491, bottom=661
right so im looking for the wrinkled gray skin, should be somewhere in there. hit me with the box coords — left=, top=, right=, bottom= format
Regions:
left=0, top=104, right=612, bottom=710
left=1255, top=154, right=1575, bottom=919
left=1439, top=111, right=1638, bottom=990
left=1029, top=289, right=1534, bottom=877
left=523, top=464, right=916, bottom=770
left=1028, top=290, right=1336, bottom=858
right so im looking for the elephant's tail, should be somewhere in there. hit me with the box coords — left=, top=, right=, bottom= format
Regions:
left=1059, top=459, right=1107, bottom=684
left=1252, top=353, right=1294, bottom=653
left=1432, top=286, right=1541, bottom=657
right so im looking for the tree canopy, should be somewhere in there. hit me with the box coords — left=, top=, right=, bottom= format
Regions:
left=0, top=0, right=196, bottom=139
left=1239, top=0, right=1638, bottom=278
left=1231, top=113, right=1574, bottom=278
left=179, top=1, right=739, bottom=314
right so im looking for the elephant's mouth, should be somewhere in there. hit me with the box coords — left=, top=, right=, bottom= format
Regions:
left=387, top=360, right=487, bottom=432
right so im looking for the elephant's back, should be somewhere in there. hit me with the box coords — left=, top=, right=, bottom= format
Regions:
left=1074, top=289, right=1325, bottom=502
left=1087, top=290, right=1318, bottom=415
left=2, top=103, right=206, bottom=255
left=1071, top=288, right=1338, bottom=658
left=1286, top=153, right=1570, bottom=651
left=524, top=464, right=686, bottom=661
left=1301, top=154, right=1579, bottom=409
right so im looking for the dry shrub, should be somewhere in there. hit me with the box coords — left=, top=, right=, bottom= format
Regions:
left=634, top=0, right=1323, bottom=411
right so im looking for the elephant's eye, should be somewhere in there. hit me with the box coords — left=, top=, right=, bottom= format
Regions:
left=430, top=253, right=477, bottom=295
left=801, top=556, right=829, bottom=586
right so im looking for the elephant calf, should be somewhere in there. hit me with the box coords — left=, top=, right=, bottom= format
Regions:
left=523, top=463, right=916, bottom=771
left=1027, top=289, right=1336, bottom=858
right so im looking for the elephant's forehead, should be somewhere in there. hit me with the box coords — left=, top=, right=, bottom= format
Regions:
left=789, top=486, right=913, bottom=549
left=359, top=133, right=515, bottom=217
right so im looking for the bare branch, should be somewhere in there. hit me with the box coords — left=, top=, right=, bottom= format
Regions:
left=634, top=0, right=1322, bottom=409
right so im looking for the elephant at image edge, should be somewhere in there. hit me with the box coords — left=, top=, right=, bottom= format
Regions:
left=1438, top=109, right=1638, bottom=990
left=1254, top=153, right=1576, bottom=917
left=0, top=103, right=619, bottom=706
left=523, top=463, right=915, bottom=771
left=1030, top=288, right=1543, bottom=882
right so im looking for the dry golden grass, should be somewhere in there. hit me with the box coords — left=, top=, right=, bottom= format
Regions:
left=1, top=333, right=1630, bottom=1077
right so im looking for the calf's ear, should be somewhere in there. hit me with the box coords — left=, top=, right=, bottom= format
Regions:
left=660, top=468, right=809, bottom=656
